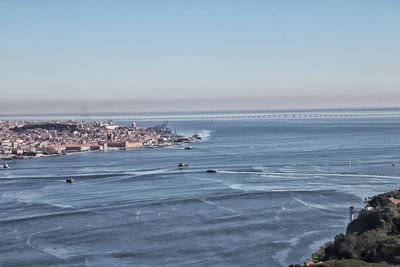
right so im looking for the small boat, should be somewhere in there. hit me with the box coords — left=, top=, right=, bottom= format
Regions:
left=193, top=133, right=202, bottom=140
left=3, top=164, right=9, bottom=169
left=206, top=169, right=217, bottom=173
left=65, top=177, right=75, bottom=183
left=184, top=146, right=193, bottom=150
left=147, top=145, right=158, bottom=148
left=178, top=162, right=189, bottom=168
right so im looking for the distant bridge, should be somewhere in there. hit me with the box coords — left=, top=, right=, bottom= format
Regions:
left=132, top=112, right=400, bottom=121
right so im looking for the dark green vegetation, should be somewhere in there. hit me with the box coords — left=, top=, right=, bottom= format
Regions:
left=290, top=260, right=396, bottom=267
left=317, top=259, right=399, bottom=266
left=291, top=189, right=400, bottom=266
left=12, top=123, right=78, bottom=132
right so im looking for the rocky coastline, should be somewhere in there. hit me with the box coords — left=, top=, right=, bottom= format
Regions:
left=290, top=189, right=400, bottom=267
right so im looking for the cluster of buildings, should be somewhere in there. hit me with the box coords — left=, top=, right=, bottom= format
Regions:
left=0, top=120, right=191, bottom=159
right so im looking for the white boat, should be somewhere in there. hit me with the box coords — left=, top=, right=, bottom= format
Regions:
left=193, top=133, right=202, bottom=140
left=2, top=164, right=9, bottom=169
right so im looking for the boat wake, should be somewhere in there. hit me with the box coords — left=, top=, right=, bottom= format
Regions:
left=218, top=169, right=400, bottom=180
left=26, top=226, right=70, bottom=259
left=197, top=130, right=211, bottom=141
left=272, top=230, right=319, bottom=267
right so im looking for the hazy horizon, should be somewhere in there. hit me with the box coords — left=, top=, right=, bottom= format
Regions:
left=1, top=1, right=399, bottom=114
left=1, top=99, right=400, bottom=116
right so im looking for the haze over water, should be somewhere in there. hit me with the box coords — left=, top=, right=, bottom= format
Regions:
left=1, top=111, right=400, bottom=266
left=1, top=1, right=400, bottom=112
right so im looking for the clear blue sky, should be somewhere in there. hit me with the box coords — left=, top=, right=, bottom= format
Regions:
left=0, top=0, right=399, bottom=113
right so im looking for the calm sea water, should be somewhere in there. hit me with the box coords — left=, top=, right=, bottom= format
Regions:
left=1, top=115, right=400, bottom=266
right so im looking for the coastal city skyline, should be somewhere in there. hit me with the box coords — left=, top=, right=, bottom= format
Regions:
left=1, top=1, right=400, bottom=114
left=0, top=119, right=201, bottom=160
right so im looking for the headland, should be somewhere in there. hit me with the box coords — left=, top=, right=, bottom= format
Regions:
left=290, top=189, right=400, bottom=267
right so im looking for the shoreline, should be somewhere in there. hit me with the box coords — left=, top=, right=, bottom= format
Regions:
left=0, top=142, right=191, bottom=162
left=0, top=120, right=201, bottom=163
left=291, top=189, right=400, bottom=267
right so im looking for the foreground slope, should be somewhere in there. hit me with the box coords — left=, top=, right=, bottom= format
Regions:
left=291, top=189, right=400, bottom=266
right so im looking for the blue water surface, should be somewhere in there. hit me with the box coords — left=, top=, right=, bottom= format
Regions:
left=1, top=116, right=400, bottom=266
